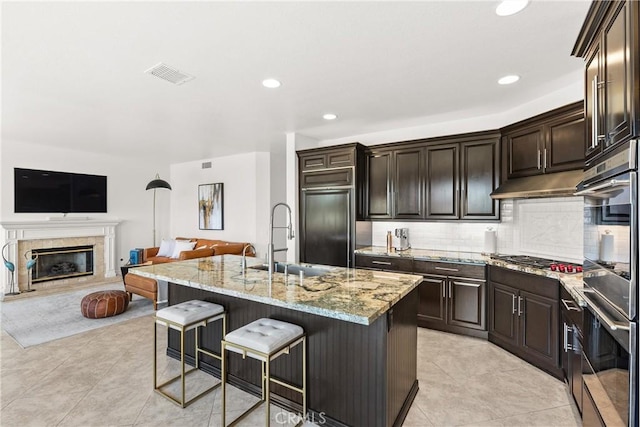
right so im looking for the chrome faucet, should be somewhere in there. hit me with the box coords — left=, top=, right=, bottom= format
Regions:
left=268, top=202, right=294, bottom=281
left=240, top=244, right=256, bottom=271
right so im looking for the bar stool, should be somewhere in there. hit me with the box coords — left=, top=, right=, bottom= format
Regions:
left=221, top=318, right=306, bottom=426
left=154, top=300, right=226, bottom=408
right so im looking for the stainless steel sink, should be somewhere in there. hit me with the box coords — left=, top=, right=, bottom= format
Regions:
left=248, top=263, right=330, bottom=277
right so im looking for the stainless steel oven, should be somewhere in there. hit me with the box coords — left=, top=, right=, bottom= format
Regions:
left=576, top=140, right=638, bottom=426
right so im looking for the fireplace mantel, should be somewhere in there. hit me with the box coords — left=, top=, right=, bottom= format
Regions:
left=1, top=219, right=120, bottom=295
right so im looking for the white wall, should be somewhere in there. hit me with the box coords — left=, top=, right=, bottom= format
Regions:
left=169, top=152, right=271, bottom=257
left=372, top=197, right=584, bottom=263
left=316, top=75, right=583, bottom=148
left=0, top=139, right=169, bottom=267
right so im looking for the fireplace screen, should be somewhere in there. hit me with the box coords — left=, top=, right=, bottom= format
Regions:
left=32, top=245, right=94, bottom=283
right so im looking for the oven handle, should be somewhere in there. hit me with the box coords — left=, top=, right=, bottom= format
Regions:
left=574, top=179, right=630, bottom=196
left=582, top=290, right=630, bottom=331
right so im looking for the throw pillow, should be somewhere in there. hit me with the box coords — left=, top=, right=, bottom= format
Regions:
left=157, top=239, right=176, bottom=257
left=171, top=240, right=196, bottom=259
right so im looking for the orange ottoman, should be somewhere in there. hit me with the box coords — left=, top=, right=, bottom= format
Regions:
left=81, top=290, right=129, bottom=319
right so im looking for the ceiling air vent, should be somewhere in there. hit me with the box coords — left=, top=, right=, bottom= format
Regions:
left=202, top=162, right=212, bottom=169
left=145, top=62, right=194, bottom=85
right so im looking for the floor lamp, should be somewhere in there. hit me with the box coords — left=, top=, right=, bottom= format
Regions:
left=146, top=174, right=172, bottom=247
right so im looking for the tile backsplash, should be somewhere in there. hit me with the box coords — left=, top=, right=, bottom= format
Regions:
left=371, top=197, right=584, bottom=263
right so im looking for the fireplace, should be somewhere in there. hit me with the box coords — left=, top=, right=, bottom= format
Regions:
left=32, top=245, right=94, bottom=283
left=0, top=218, right=120, bottom=294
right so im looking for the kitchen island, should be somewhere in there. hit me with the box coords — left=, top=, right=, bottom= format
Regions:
left=130, top=255, right=423, bottom=427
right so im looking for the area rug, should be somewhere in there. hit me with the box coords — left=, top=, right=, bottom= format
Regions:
left=1, top=283, right=154, bottom=348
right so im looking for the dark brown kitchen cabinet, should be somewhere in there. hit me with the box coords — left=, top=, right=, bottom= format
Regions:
left=366, top=147, right=424, bottom=219
left=415, top=260, right=486, bottom=338
left=366, top=151, right=393, bottom=219
left=425, top=143, right=458, bottom=219
left=573, top=0, right=640, bottom=166
left=354, top=253, right=413, bottom=273
left=488, top=266, right=561, bottom=378
left=561, top=287, right=583, bottom=414
left=394, top=147, right=424, bottom=218
left=299, top=148, right=356, bottom=171
left=502, top=102, right=585, bottom=179
left=426, top=136, right=500, bottom=221
left=460, top=139, right=500, bottom=219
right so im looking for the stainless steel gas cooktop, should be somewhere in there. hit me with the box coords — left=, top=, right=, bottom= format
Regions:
left=491, top=254, right=582, bottom=273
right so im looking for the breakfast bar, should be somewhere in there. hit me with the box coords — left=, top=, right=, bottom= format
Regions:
left=130, top=255, right=423, bottom=427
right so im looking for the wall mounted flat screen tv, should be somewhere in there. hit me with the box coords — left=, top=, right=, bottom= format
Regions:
left=14, top=168, right=107, bottom=213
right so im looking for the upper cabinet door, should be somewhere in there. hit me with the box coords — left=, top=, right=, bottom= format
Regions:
left=366, top=152, right=393, bottom=218
left=505, top=126, right=544, bottom=178
left=393, top=147, right=425, bottom=219
left=585, top=42, right=602, bottom=164
left=602, top=1, right=635, bottom=148
left=460, top=139, right=500, bottom=220
left=425, top=143, right=459, bottom=220
left=544, top=109, right=586, bottom=174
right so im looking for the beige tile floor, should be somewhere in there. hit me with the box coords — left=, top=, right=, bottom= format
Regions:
left=1, top=304, right=581, bottom=427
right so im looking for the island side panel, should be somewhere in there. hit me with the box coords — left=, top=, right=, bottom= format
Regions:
left=387, top=288, right=419, bottom=427
left=167, top=282, right=418, bottom=427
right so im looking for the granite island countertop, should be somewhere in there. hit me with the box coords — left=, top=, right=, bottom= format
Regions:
left=129, top=254, right=423, bottom=325
left=356, top=246, right=585, bottom=305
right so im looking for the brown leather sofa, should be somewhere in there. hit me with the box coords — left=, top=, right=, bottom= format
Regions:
left=143, top=238, right=256, bottom=264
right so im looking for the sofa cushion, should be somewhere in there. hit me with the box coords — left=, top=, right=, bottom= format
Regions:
left=157, top=239, right=175, bottom=257
left=146, top=256, right=172, bottom=264
left=212, top=243, right=246, bottom=255
left=171, top=240, right=196, bottom=259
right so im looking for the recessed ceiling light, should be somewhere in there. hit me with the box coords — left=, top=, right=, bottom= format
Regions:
left=495, top=0, right=529, bottom=17
left=498, top=75, right=520, bottom=85
left=262, top=78, right=281, bottom=88
left=323, top=113, right=337, bottom=120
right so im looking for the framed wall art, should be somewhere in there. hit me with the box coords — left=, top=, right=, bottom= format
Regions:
left=198, top=183, right=224, bottom=230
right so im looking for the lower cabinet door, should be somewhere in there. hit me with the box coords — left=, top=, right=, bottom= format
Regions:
left=418, top=276, right=446, bottom=323
left=519, top=290, right=559, bottom=368
left=448, top=278, right=485, bottom=330
left=489, top=282, right=518, bottom=347
left=571, top=334, right=583, bottom=413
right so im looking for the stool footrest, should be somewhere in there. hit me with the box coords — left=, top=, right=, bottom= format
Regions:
left=155, top=382, right=219, bottom=408
left=226, top=399, right=265, bottom=427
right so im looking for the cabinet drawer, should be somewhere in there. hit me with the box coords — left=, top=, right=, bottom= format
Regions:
left=300, top=154, right=327, bottom=171
left=301, top=169, right=353, bottom=188
left=327, top=151, right=355, bottom=168
left=560, top=285, right=583, bottom=336
left=488, top=266, right=558, bottom=300
left=413, top=260, right=485, bottom=280
left=355, top=254, right=413, bottom=273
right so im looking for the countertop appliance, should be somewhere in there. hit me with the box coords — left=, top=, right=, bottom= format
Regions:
left=394, top=228, right=410, bottom=251
left=576, top=140, right=638, bottom=427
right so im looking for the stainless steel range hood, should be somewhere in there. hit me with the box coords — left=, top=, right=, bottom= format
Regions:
left=490, top=169, right=584, bottom=199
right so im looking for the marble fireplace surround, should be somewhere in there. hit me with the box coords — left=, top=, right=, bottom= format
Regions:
left=0, top=219, right=119, bottom=295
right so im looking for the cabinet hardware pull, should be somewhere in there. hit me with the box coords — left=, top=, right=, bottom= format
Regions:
left=573, top=179, right=630, bottom=195
left=512, top=294, right=517, bottom=315
left=518, top=296, right=523, bottom=316
left=453, top=281, right=481, bottom=288
left=448, top=281, right=452, bottom=298
left=591, top=76, right=598, bottom=149
left=567, top=326, right=573, bottom=351
left=537, top=149, right=541, bottom=169
left=422, top=278, right=443, bottom=284
left=561, top=298, right=581, bottom=312
left=582, top=290, right=630, bottom=331
left=543, top=148, right=547, bottom=169
left=442, top=281, right=446, bottom=299
left=435, top=266, right=459, bottom=272
left=372, top=260, right=392, bottom=266
left=563, top=323, right=568, bottom=352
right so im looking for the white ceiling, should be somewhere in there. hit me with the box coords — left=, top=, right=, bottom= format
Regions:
left=2, top=1, right=591, bottom=164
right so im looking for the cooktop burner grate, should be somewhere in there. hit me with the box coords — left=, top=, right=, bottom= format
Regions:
left=490, top=255, right=562, bottom=269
